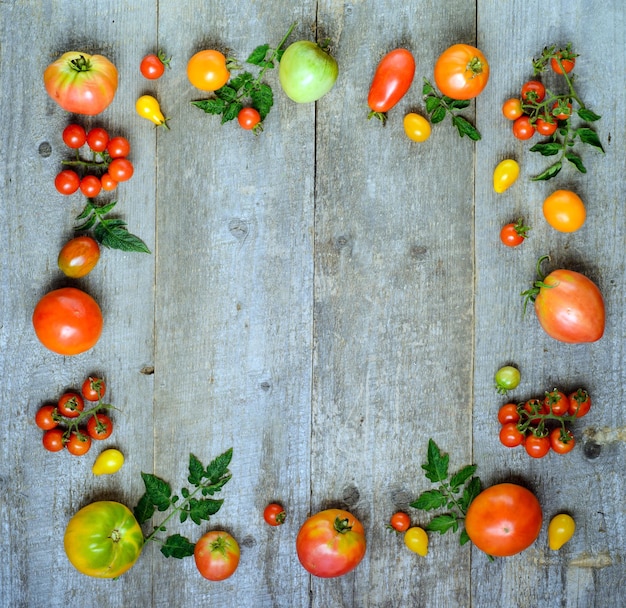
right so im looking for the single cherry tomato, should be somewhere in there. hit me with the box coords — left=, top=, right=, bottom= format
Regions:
left=237, top=107, right=262, bottom=131
left=499, top=422, right=525, bottom=448
left=493, top=159, right=520, bottom=193
left=35, top=405, right=59, bottom=430
left=187, top=50, right=230, bottom=91
left=552, top=101, right=572, bottom=121
left=535, top=117, right=558, bottom=136
left=66, top=431, right=92, bottom=456
left=43, top=428, right=66, bottom=452
left=108, top=158, right=134, bottom=182
left=502, top=98, right=523, bottom=120
left=62, top=124, right=87, bottom=149
left=140, top=51, right=170, bottom=80
left=106, top=136, right=130, bottom=158
left=100, top=173, right=118, bottom=191
left=404, top=527, right=428, bottom=556
left=263, top=503, right=286, bottom=526
left=58, top=236, right=100, bottom=278
left=550, top=428, right=575, bottom=454
left=524, top=434, right=551, bottom=459
left=494, top=365, right=521, bottom=395
left=548, top=514, right=576, bottom=550
left=500, top=218, right=530, bottom=247
left=389, top=512, right=411, bottom=532
left=87, top=413, right=113, bottom=440
left=521, top=80, right=546, bottom=104
left=367, top=49, right=415, bottom=120
left=81, top=377, right=106, bottom=401
left=403, top=112, right=431, bottom=142
left=55, top=169, right=80, bottom=195
left=498, top=403, right=521, bottom=425
left=550, top=50, right=576, bottom=75
left=433, top=44, right=489, bottom=100
left=568, top=389, right=591, bottom=418
left=512, top=116, right=535, bottom=140
left=544, top=389, right=569, bottom=416
left=79, top=174, right=102, bottom=198
left=543, top=189, right=586, bottom=233
left=58, top=392, right=85, bottom=418
left=86, top=127, right=110, bottom=153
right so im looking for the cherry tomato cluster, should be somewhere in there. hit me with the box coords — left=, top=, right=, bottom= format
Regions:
left=498, top=387, right=591, bottom=459
left=55, top=124, right=134, bottom=197
left=36, top=377, right=116, bottom=456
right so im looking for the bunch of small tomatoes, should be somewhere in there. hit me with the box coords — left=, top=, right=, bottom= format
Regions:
left=501, top=45, right=577, bottom=140
left=498, top=387, right=591, bottom=458
left=35, top=377, right=115, bottom=456
left=54, top=124, right=134, bottom=198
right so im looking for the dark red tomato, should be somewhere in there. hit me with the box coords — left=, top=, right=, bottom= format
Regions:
left=62, top=124, right=87, bottom=149
left=66, top=431, right=92, bottom=456
left=86, top=127, right=110, bottom=153
left=550, top=428, right=575, bottom=454
left=106, top=136, right=130, bottom=158
left=81, top=377, right=106, bottom=401
left=108, top=158, right=134, bottom=182
left=140, top=53, right=167, bottom=80
left=87, top=413, right=113, bottom=440
left=465, top=483, right=542, bottom=557
left=512, top=116, right=535, bottom=140
left=80, top=175, right=102, bottom=198
left=35, top=405, right=59, bottom=430
left=55, top=169, right=80, bottom=195
left=296, top=509, right=366, bottom=578
left=535, top=117, right=558, bottom=136
left=58, top=236, right=101, bottom=278
left=43, top=428, right=66, bottom=452
left=389, top=511, right=411, bottom=532
left=531, top=264, right=605, bottom=344
left=568, top=389, right=591, bottom=418
left=552, top=101, right=572, bottom=121
left=237, top=107, right=261, bottom=130
left=263, top=503, right=286, bottom=526
left=524, top=434, right=551, bottom=459
left=57, top=392, right=84, bottom=418
left=368, top=49, right=415, bottom=118
left=500, top=219, right=530, bottom=247
left=498, top=403, right=521, bottom=425
left=521, top=80, right=546, bottom=104
left=499, top=423, right=525, bottom=448
left=100, top=173, right=118, bottom=191
left=544, top=389, right=569, bottom=416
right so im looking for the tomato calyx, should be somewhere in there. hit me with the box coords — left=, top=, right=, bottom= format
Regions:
left=465, top=55, right=486, bottom=77
left=332, top=516, right=354, bottom=534
left=69, top=54, right=95, bottom=73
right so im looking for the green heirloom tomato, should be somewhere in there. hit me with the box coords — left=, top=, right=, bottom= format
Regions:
left=64, top=501, right=143, bottom=578
left=279, top=41, right=338, bottom=103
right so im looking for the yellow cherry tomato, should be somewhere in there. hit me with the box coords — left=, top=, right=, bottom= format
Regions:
left=187, top=50, right=230, bottom=91
left=548, top=513, right=575, bottom=550
left=493, top=159, right=520, bottom=193
left=136, top=95, right=168, bottom=128
left=404, top=526, right=428, bottom=556
left=403, top=112, right=431, bottom=142
left=92, top=448, right=125, bottom=475
left=542, top=189, right=586, bottom=232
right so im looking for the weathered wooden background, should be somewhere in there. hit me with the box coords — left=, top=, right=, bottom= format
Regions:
left=1, top=0, right=625, bottom=606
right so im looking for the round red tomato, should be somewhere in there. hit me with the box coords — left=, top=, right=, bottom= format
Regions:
left=368, top=49, right=415, bottom=117
left=43, top=428, right=66, bottom=452
left=568, top=389, right=591, bottom=418
left=238, top=107, right=261, bottom=131
left=502, top=98, right=523, bottom=120
left=58, top=236, right=100, bottom=278
left=66, top=431, right=92, bottom=456
left=465, top=483, right=542, bottom=556
left=86, top=127, right=109, bottom=152
left=499, top=423, right=524, bottom=448
left=62, top=124, right=87, bottom=148
left=55, top=169, right=80, bottom=195
left=32, top=287, right=103, bottom=355
left=263, top=503, right=286, bottom=526
left=35, top=405, right=59, bottom=430
left=389, top=511, right=411, bottom=532
left=535, top=117, right=558, bottom=136
left=552, top=101, right=572, bottom=121
left=296, top=508, right=366, bottom=578
left=140, top=52, right=169, bottom=80
left=58, top=392, right=84, bottom=418
left=512, top=116, right=535, bottom=140
left=529, top=261, right=605, bottom=344
left=106, top=136, right=130, bottom=158
left=500, top=219, right=529, bottom=247
left=498, top=403, right=521, bottom=425
left=524, top=434, right=551, bottom=459
left=82, top=377, right=106, bottom=401
left=433, top=44, right=489, bottom=100
left=550, top=428, right=575, bottom=454
left=44, top=52, right=118, bottom=115
left=521, top=80, right=545, bottom=104
left=108, top=158, right=134, bottom=182
left=87, top=413, right=113, bottom=440
left=80, top=175, right=102, bottom=198
left=544, top=389, right=569, bottom=416
left=194, top=531, right=240, bottom=581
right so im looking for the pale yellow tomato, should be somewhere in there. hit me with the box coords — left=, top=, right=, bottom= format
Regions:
left=92, top=448, right=125, bottom=475
left=403, top=113, right=431, bottom=142
left=493, top=159, right=520, bottom=193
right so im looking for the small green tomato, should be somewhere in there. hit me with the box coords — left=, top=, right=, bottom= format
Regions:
left=494, top=365, right=521, bottom=395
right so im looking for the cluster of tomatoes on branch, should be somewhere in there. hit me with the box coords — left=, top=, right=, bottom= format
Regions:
left=35, top=377, right=115, bottom=457
left=498, top=387, right=591, bottom=459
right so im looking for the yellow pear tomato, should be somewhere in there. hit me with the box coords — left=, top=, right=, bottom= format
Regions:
left=548, top=513, right=576, bottom=550
left=404, top=526, right=428, bottom=556
left=136, top=95, right=168, bottom=128
left=92, top=448, right=125, bottom=475
left=493, top=159, right=520, bottom=193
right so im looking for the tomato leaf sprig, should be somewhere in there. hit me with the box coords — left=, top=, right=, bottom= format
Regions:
left=422, top=79, right=481, bottom=140
left=135, top=448, right=233, bottom=559
left=410, top=439, right=481, bottom=545
left=75, top=199, right=150, bottom=253
left=192, top=22, right=296, bottom=129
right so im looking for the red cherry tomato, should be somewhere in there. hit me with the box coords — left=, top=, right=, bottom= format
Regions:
left=66, top=431, right=92, bottom=456
left=521, top=80, right=546, bottom=104
left=58, top=392, right=85, bottom=418
left=498, top=403, right=521, bottom=425
left=368, top=49, right=415, bottom=119
left=544, top=389, right=569, bottom=416
left=500, top=219, right=530, bottom=247
left=79, top=175, right=102, bottom=198
left=389, top=512, right=411, bottom=532
left=35, top=405, right=59, bottom=430
left=263, top=503, right=286, bottom=526
left=86, top=127, right=110, bottom=152
left=87, top=413, right=113, bottom=440
left=106, top=136, right=130, bottom=158
left=502, top=98, right=523, bottom=120
left=55, top=170, right=80, bottom=195
left=552, top=101, right=572, bottom=121
left=512, top=116, right=535, bottom=140
left=100, top=173, right=118, bottom=191
left=524, top=434, right=551, bottom=459
left=62, top=124, right=87, bottom=148
left=108, top=158, right=134, bottom=182
left=81, top=377, right=106, bottom=401
left=568, top=389, right=591, bottom=418
left=237, top=107, right=261, bottom=131
left=499, top=423, right=525, bottom=448
left=43, top=428, right=66, bottom=452
left=550, top=428, right=575, bottom=454
left=535, top=117, right=558, bottom=136
left=140, top=52, right=169, bottom=80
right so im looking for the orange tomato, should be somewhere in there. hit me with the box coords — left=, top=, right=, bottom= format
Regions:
left=32, top=287, right=103, bottom=355
left=543, top=190, right=586, bottom=232
left=187, top=50, right=230, bottom=91
left=434, top=44, right=489, bottom=100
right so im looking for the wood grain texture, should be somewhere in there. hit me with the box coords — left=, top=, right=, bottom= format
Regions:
left=1, top=0, right=625, bottom=606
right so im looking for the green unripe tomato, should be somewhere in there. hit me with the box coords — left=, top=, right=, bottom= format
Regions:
left=494, top=365, right=521, bottom=395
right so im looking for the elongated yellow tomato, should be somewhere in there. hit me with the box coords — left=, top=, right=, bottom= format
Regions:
left=548, top=514, right=575, bottom=550
left=493, top=159, right=520, bottom=193
left=64, top=501, right=143, bottom=578
left=136, top=95, right=168, bottom=128
left=403, top=113, right=431, bottom=142
left=404, top=526, right=428, bottom=556
left=92, top=448, right=124, bottom=475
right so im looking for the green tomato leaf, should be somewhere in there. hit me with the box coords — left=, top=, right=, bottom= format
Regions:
left=230, top=72, right=254, bottom=94
left=160, top=534, right=196, bottom=559
left=421, top=439, right=449, bottom=483
left=449, top=465, right=477, bottom=492
left=532, top=161, right=562, bottom=181
left=410, top=489, right=448, bottom=511
left=204, top=447, right=233, bottom=484
left=246, top=44, right=270, bottom=66
left=576, top=127, right=604, bottom=151
left=448, top=99, right=471, bottom=110
left=426, top=514, right=458, bottom=535
left=565, top=152, right=587, bottom=173
left=215, top=85, right=238, bottom=103
left=74, top=214, right=97, bottom=232
left=452, top=115, right=481, bottom=140
left=529, top=142, right=562, bottom=156
left=459, top=477, right=482, bottom=512
left=141, top=472, right=173, bottom=511
left=422, top=79, right=435, bottom=96
left=221, top=101, right=243, bottom=124
left=459, top=528, right=471, bottom=546
left=188, top=454, right=205, bottom=486
left=425, top=95, right=441, bottom=114
left=431, top=106, right=447, bottom=124
left=134, top=493, right=155, bottom=525
left=251, top=82, right=274, bottom=120
left=577, top=108, right=601, bottom=122
left=188, top=498, right=224, bottom=525
left=95, top=222, right=151, bottom=253
left=191, top=99, right=226, bottom=115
